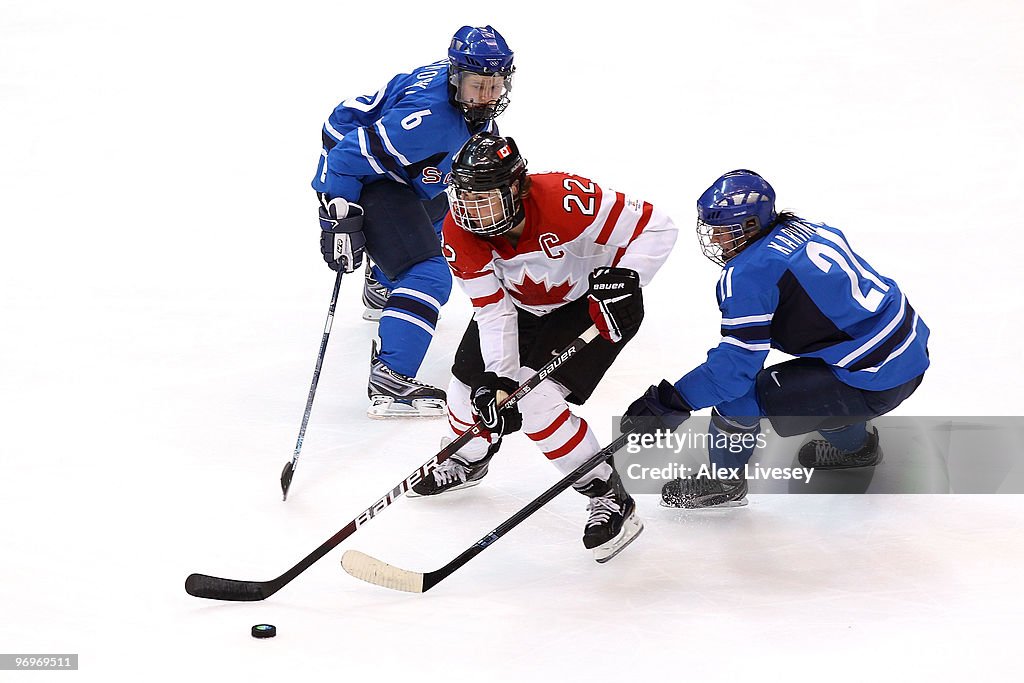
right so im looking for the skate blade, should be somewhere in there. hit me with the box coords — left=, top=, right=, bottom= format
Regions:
left=406, top=477, right=484, bottom=498
left=593, top=515, right=644, bottom=564
left=367, top=396, right=446, bottom=419
left=659, top=496, right=749, bottom=509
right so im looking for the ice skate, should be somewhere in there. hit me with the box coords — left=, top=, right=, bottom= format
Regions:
left=660, top=475, right=748, bottom=509
left=576, top=470, right=643, bottom=563
left=798, top=427, right=881, bottom=470
left=408, top=440, right=496, bottom=497
left=367, top=341, right=446, bottom=418
left=361, top=262, right=391, bottom=321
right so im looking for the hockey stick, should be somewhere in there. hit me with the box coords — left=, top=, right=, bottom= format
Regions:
left=340, top=429, right=634, bottom=593
left=185, top=325, right=600, bottom=601
left=280, top=270, right=344, bottom=501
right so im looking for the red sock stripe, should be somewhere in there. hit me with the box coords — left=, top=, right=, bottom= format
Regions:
left=543, top=420, right=589, bottom=460
left=448, top=407, right=475, bottom=429
left=471, top=290, right=504, bottom=308
left=526, top=409, right=572, bottom=442
left=449, top=417, right=492, bottom=441
left=448, top=408, right=479, bottom=437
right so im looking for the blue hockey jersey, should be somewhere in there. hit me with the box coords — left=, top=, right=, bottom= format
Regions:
left=676, top=219, right=930, bottom=409
left=312, top=60, right=495, bottom=203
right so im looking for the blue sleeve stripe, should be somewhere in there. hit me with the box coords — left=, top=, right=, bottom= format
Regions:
left=720, top=324, right=771, bottom=343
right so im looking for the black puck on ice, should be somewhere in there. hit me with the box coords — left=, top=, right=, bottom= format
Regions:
left=251, top=623, right=277, bottom=639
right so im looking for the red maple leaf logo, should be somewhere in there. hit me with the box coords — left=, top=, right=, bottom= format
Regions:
left=507, top=271, right=574, bottom=306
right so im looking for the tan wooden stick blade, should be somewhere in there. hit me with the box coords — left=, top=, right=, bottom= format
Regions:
left=341, top=550, right=425, bottom=593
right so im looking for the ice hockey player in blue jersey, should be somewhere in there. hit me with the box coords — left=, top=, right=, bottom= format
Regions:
left=622, top=170, right=930, bottom=508
left=312, top=26, right=514, bottom=418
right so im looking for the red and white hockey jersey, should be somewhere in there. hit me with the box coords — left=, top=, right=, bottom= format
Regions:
left=442, top=171, right=678, bottom=379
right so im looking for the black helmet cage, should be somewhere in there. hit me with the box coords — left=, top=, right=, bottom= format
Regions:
left=696, top=215, right=764, bottom=266
left=447, top=134, right=527, bottom=236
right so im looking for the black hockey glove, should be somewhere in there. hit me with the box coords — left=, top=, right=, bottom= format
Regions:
left=471, top=372, right=522, bottom=436
left=318, top=193, right=366, bottom=273
left=587, top=266, right=643, bottom=343
left=620, top=380, right=692, bottom=436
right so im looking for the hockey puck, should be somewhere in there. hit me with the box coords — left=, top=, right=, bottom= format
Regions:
left=251, top=624, right=277, bottom=639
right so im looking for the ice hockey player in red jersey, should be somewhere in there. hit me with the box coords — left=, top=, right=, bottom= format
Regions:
left=409, top=132, right=678, bottom=562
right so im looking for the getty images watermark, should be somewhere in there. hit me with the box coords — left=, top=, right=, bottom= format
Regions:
left=610, top=416, right=1024, bottom=495
left=624, top=428, right=815, bottom=484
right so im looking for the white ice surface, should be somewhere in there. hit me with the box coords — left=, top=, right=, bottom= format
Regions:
left=2, top=1, right=1023, bottom=680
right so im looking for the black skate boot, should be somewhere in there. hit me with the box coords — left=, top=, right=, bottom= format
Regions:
left=576, top=469, right=643, bottom=563
left=798, top=427, right=881, bottom=470
left=367, top=341, right=446, bottom=418
left=408, top=440, right=497, bottom=498
left=660, top=475, right=748, bottom=509
left=361, top=262, right=391, bottom=321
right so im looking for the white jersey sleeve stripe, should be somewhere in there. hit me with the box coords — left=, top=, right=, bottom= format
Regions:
left=860, top=313, right=920, bottom=373
left=722, top=313, right=775, bottom=326
left=836, top=294, right=906, bottom=368
left=356, top=128, right=405, bottom=184
left=374, top=120, right=413, bottom=167
left=324, top=121, right=345, bottom=142
left=356, top=128, right=386, bottom=175
left=720, top=336, right=772, bottom=352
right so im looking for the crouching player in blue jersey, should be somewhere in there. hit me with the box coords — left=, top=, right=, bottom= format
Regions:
left=622, top=170, right=930, bottom=508
left=312, top=26, right=515, bottom=418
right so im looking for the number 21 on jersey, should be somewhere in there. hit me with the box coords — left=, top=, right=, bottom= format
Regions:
left=806, top=228, right=889, bottom=312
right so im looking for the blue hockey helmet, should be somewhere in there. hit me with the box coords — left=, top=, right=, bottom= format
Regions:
left=696, top=170, right=777, bottom=265
left=448, top=26, right=515, bottom=124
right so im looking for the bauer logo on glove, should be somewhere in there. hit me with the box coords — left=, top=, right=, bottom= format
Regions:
left=587, top=267, right=644, bottom=343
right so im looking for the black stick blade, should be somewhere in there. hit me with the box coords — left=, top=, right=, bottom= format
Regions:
left=185, top=573, right=273, bottom=601
left=280, top=462, right=295, bottom=501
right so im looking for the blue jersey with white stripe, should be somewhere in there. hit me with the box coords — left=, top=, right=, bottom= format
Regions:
left=311, top=60, right=495, bottom=203
left=676, top=219, right=930, bottom=409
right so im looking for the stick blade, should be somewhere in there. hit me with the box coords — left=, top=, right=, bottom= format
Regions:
left=185, top=573, right=272, bottom=601
left=280, top=461, right=295, bottom=501
left=341, top=550, right=424, bottom=593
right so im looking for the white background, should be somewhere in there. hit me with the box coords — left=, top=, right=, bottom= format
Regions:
left=2, top=1, right=1022, bottom=680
